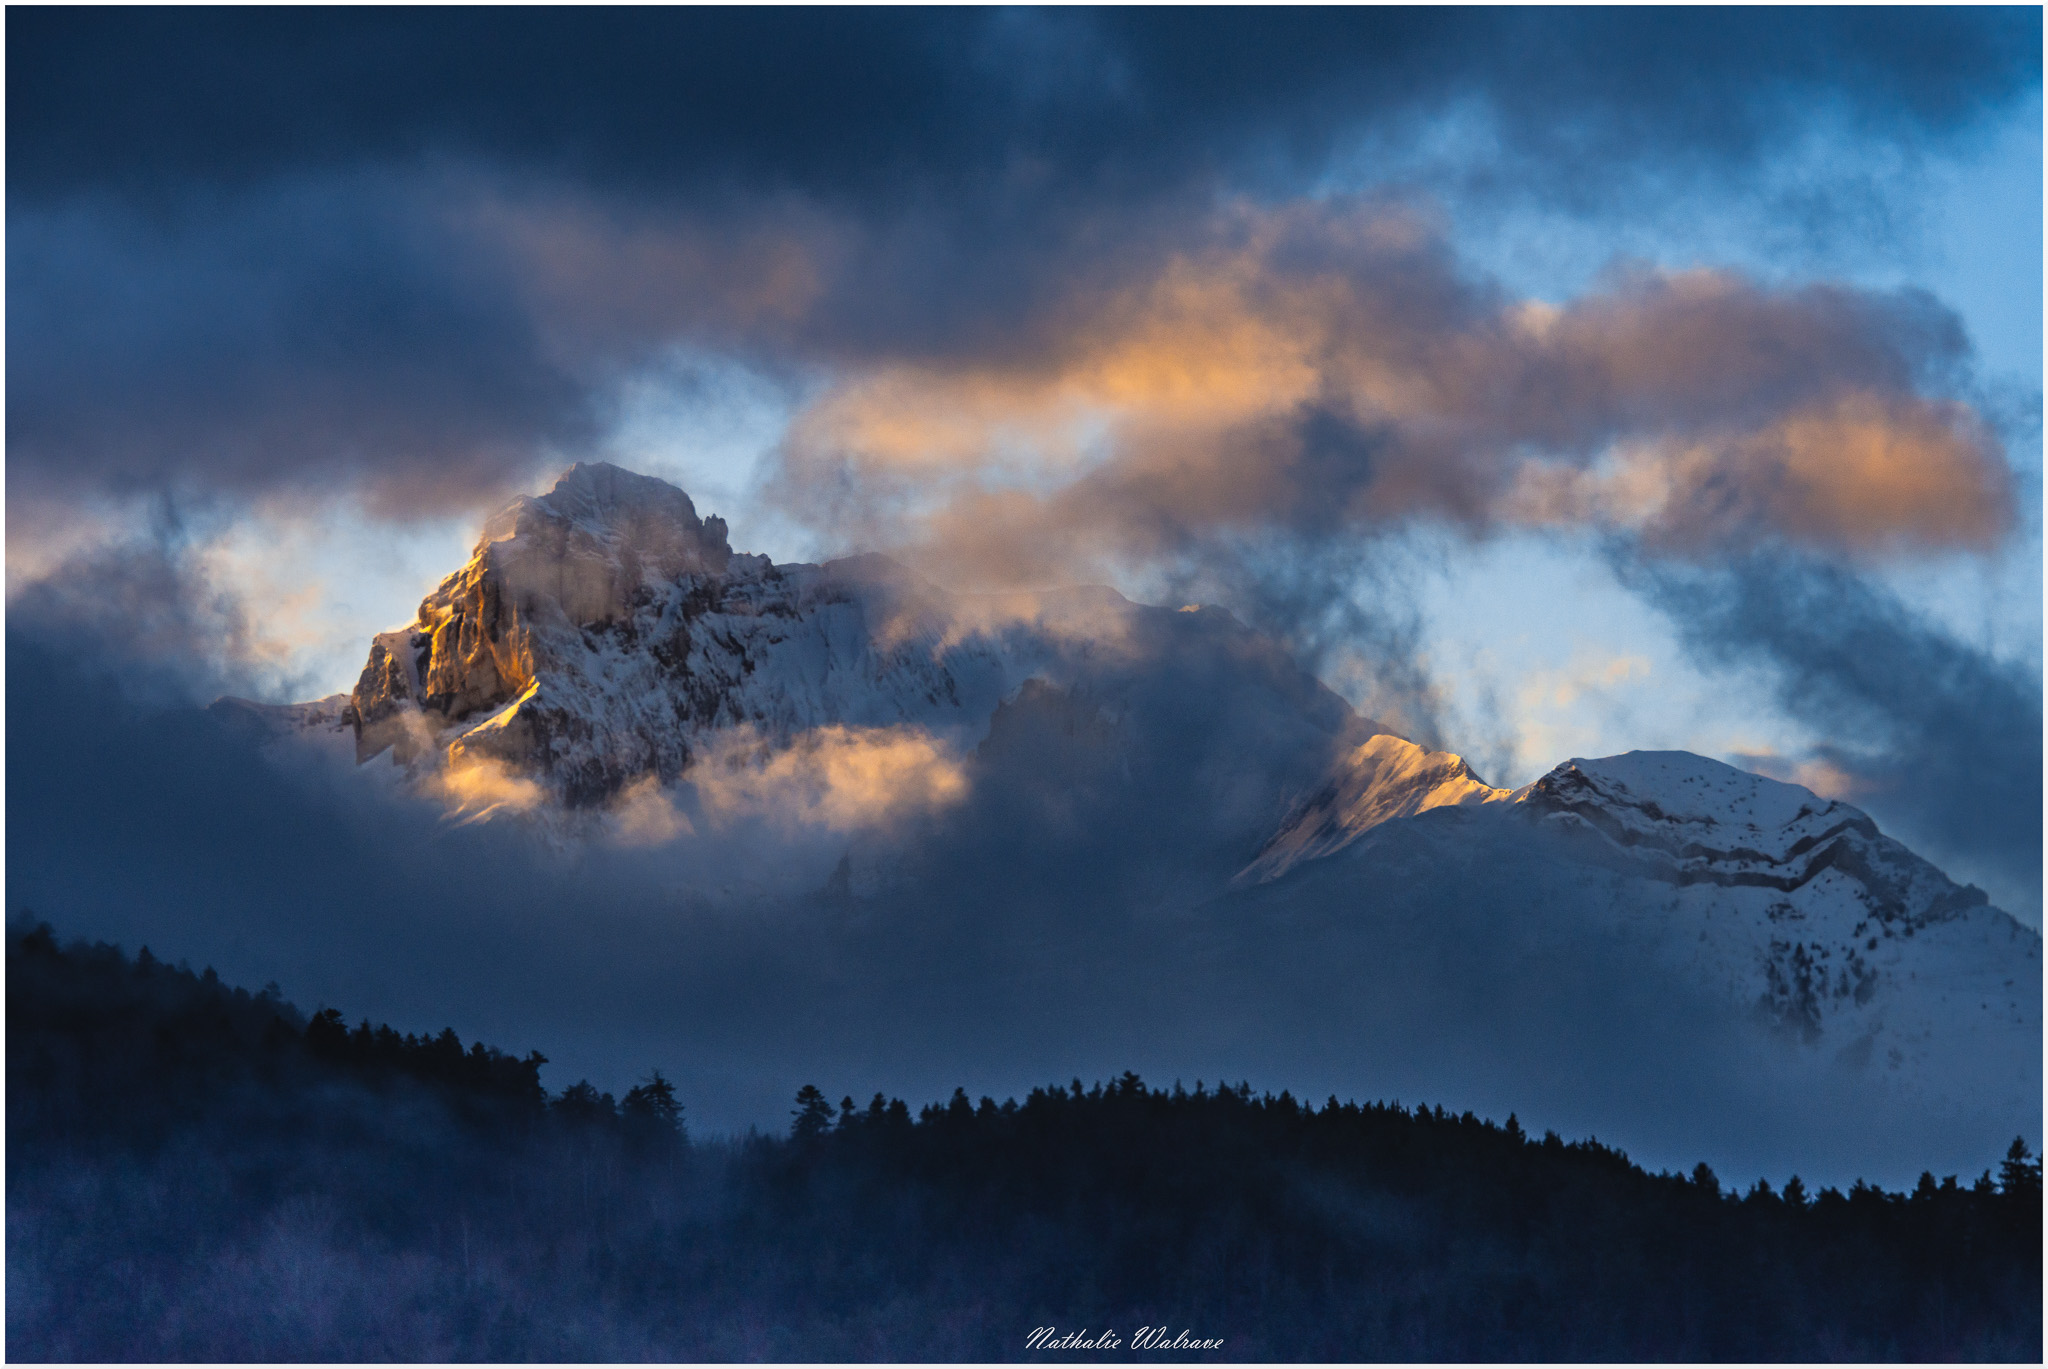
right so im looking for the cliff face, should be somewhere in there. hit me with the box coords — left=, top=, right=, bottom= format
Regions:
left=349, top=463, right=732, bottom=782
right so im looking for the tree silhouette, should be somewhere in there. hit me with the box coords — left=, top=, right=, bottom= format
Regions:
left=622, top=1070, right=686, bottom=1147
left=553, top=1079, right=615, bottom=1125
left=2000, top=1136, right=2041, bottom=1198
left=791, top=1083, right=833, bottom=1140
left=9, top=923, right=2042, bottom=1362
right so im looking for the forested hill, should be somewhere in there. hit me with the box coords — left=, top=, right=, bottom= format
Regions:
left=8, top=922, right=2041, bottom=1361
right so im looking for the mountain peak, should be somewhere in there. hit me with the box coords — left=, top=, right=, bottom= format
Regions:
left=1544, top=750, right=1840, bottom=831
left=346, top=463, right=747, bottom=778
left=1237, top=732, right=1514, bottom=884
left=1517, top=748, right=1993, bottom=929
left=477, top=462, right=734, bottom=592
left=539, top=461, right=705, bottom=529
left=342, top=462, right=1055, bottom=804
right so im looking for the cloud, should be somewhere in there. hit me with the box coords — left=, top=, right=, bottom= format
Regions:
left=1508, top=393, right=2011, bottom=557
left=606, top=776, right=694, bottom=848
left=13, top=185, right=2009, bottom=668
left=13, top=10, right=2033, bottom=203
left=4, top=499, right=285, bottom=704
left=689, top=725, right=971, bottom=835
left=767, top=206, right=2012, bottom=594
left=425, top=757, right=549, bottom=828
left=1731, top=752, right=1878, bottom=808
left=5, top=178, right=588, bottom=517
left=7, top=10, right=2034, bottom=515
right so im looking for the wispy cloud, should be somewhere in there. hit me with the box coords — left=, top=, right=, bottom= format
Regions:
left=689, top=725, right=971, bottom=836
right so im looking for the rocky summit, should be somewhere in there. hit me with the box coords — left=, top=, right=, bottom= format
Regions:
left=342, top=463, right=1040, bottom=806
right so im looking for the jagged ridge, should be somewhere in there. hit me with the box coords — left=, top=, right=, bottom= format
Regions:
left=1523, top=753, right=1990, bottom=927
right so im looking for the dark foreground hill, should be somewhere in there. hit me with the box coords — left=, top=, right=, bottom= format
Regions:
left=7, top=922, right=2040, bottom=1361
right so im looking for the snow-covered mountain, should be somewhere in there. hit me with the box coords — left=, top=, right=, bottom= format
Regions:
left=233, top=462, right=2036, bottom=1171
left=343, top=462, right=1021, bottom=805
left=1230, top=748, right=2037, bottom=1125
left=1242, top=738, right=2003, bottom=949
left=1253, top=736, right=2030, bottom=1074
left=284, top=462, right=1364, bottom=855
left=1521, top=755, right=2034, bottom=1100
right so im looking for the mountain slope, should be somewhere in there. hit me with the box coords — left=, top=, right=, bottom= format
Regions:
left=1231, top=749, right=2039, bottom=1161
left=1514, top=753, right=2035, bottom=1113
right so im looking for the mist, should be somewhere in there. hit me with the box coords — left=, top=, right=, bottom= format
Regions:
left=12, top=604, right=2027, bottom=1194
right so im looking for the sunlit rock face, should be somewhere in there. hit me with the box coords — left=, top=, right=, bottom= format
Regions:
left=1237, top=732, right=1516, bottom=884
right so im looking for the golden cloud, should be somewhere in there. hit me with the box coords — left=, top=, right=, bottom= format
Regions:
left=607, top=774, right=696, bottom=847
left=766, top=201, right=2009, bottom=583
left=690, top=724, right=971, bottom=833
left=1509, top=393, right=2013, bottom=556
left=425, top=756, right=550, bottom=826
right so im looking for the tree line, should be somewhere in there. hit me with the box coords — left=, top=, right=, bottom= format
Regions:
left=8, top=920, right=2039, bottom=1360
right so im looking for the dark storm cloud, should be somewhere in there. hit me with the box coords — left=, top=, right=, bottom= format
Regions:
left=11, top=8, right=2036, bottom=202
left=1625, top=552, right=2043, bottom=909
left=7, top=178, right=588, bottom=513
left=5, top=495, right=268, bottom=702
left=1162, top=537, right=1454, bottom=752
left=7, top=7, right=2038, bottom=508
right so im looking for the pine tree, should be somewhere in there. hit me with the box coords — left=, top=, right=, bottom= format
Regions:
left=622, top=1070, right=686, bottom=1146
left=791, top=1084, right=833, bottom=1140
left=553, top=1079, right=614, bottom=1125
left=1998, top=1137, right=2041, bottom=1199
